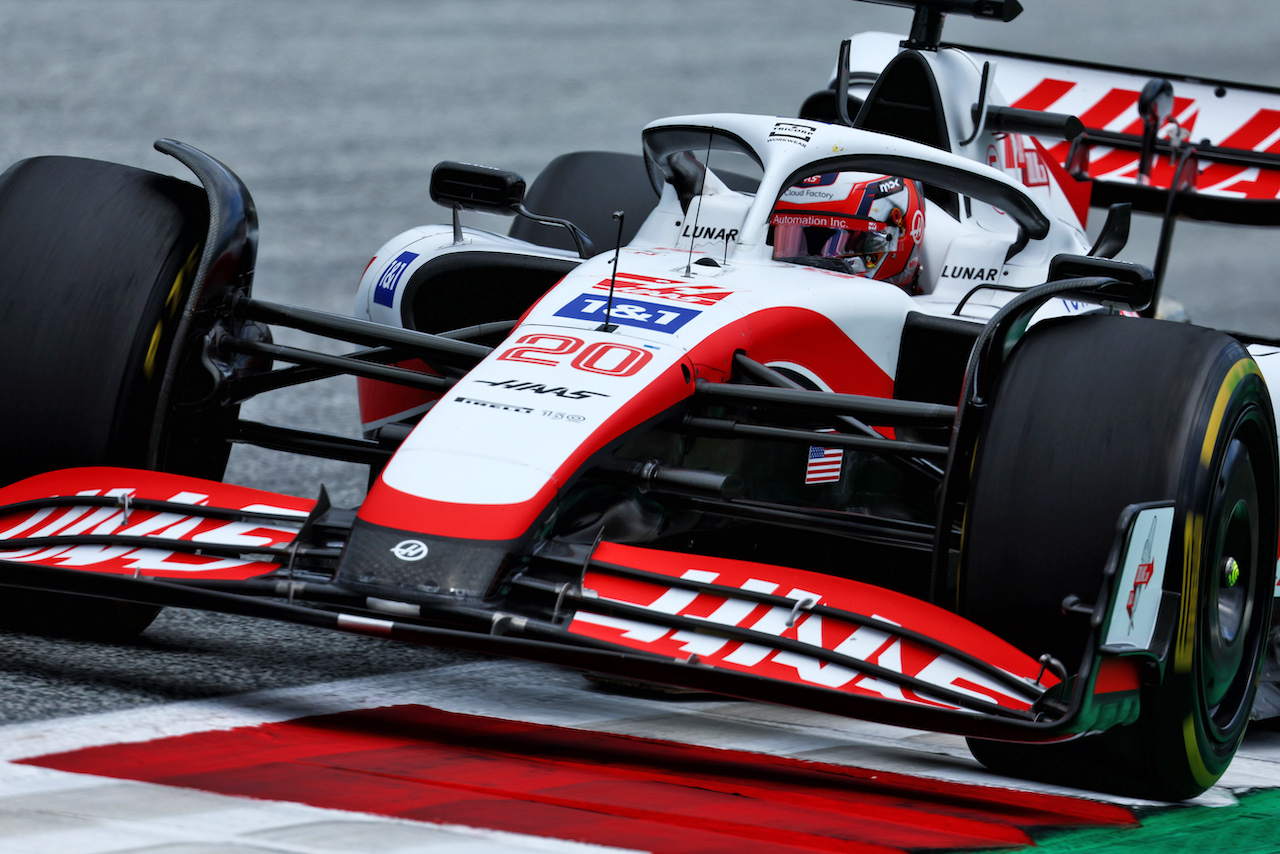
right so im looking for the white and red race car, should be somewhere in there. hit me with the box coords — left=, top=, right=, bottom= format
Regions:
left=1, top=0, right=1278, bottom=801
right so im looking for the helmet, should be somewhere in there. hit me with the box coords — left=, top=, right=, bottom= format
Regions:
left=770, top=172, right=924, bottom=291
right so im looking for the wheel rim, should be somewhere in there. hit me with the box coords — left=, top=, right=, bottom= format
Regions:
left=1201, top=430, right=1265, bottom=735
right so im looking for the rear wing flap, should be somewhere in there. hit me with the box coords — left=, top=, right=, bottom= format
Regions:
left=954, top=42, right=1280, bottom=225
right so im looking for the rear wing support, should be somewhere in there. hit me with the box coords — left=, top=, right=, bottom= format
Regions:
left=1062, top=77, right=1216, bottom=316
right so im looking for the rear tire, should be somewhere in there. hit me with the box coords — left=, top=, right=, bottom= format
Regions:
left=959, top=315, right=1277, bottom=800
left=0, top=156, right=214, bottom=639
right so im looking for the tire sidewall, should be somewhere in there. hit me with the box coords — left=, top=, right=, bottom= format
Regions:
left=1156, top=355, right=1277, bottom=796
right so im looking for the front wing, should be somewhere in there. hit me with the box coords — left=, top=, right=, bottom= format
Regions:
left=0, top=467, right=1166, bottom=744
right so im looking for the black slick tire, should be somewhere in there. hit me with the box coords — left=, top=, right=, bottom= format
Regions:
left=959, top=314, right=1277, bottom=800
left=0, top=156, right=211, bottom=639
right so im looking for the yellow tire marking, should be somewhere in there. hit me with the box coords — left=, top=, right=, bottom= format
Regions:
left=167, top=244, right=200, bottom=318
left=1200, top=359, right=1261, bottom=470
left=1176, top=358, right=1260, bottom=788
left=143, top=323, right=163, bottom=381
left=1183, top=714, right=1220, bottom=789
left=1177, top=358, right=1258, bottom=672
left=1176, top=512, right=1203, bottom=673
left=143, top=244, right=201, bottom=382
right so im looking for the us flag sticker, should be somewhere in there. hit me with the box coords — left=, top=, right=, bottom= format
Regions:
left=805, top=431, right=843, bottom=484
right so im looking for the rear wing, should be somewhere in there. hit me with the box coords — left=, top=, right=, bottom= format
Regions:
left=952, top=42, right=1280, bottom=226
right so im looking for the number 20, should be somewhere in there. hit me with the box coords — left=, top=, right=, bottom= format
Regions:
left=497, top=334, right=653, bottom=377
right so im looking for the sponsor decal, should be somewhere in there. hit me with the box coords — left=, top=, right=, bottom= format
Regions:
left=786, top=187, right=838, bottom=202
left=771, top=212, right=891, bottom=232
left=780, top=175, right=847, bottom=204
left=390, top=539, right=429, bottom=561
left=590, top=274, right=731, bottom=306
left=680, top=224, right=739, bottom=243
left=372, top=250, right=418, bottom=308
left=1104, top=505, right=1173, bottom=651
left=472, top=378, right=609, bottom=400
left=1125, top=518, right=1157, bottom=629
left=990, top=133, right=1049, bottom=188
left=553, top=295, right=700, bottom=333
left=939, top=266, right=1000, bottom=282
left=453, top=396, right=533, bottom=414
left=910, top=209, right=925, bottom=242
left=768, top=121, right=817, bottom=146
left=539, top=410, right=586, bottom=423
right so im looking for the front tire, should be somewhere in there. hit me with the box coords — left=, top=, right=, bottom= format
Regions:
left=0, top=156, right=213, bottom=483
left=959, top=315, right=1277, bottom=800
left=0, top=156, right=213, bottom=639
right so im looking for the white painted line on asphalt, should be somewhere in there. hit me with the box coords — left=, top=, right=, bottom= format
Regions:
left=0, top=768, right=643, bottom=854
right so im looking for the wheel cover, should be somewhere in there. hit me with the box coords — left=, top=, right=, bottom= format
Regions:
left=1200, top=427, right=1266, bottom=738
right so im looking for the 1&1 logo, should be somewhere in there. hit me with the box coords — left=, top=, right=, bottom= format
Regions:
left=553, top=294, right=701, bottom=333
left=373, top=251, right=420, bottom=308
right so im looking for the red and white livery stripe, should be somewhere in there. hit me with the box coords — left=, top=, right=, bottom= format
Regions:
left=571, top=543, right=1055, bottom=714
left=0, top=468, right=312, bottom=580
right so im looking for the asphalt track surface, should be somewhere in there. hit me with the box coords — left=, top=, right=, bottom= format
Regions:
left=3, top=1, right=1280, bottom=850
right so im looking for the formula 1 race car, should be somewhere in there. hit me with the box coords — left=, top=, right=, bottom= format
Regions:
left=3, top=0, right=1280, bottom=801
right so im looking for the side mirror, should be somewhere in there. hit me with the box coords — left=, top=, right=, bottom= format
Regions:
left=1046, top=253, right=1154, bottom=313
left=430, top=161, right=526, bottom=214
left=429, top=160, right=595, bottom=258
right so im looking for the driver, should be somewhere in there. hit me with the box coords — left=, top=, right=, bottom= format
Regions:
left=770, top=172, right=924, bottom=293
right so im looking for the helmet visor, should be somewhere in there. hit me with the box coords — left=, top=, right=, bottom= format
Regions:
left=771, top=212, right=900, bottom=272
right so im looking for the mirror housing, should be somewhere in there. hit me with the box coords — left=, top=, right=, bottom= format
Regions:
left=430, top=160, right=595, bottom=258
left=430, top=162, right=526, bottom=215
left=1046, top=253, right=1154, bottom=313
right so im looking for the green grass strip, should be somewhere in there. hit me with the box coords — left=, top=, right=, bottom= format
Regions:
left=973, top=789, right=1280, bottom=853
